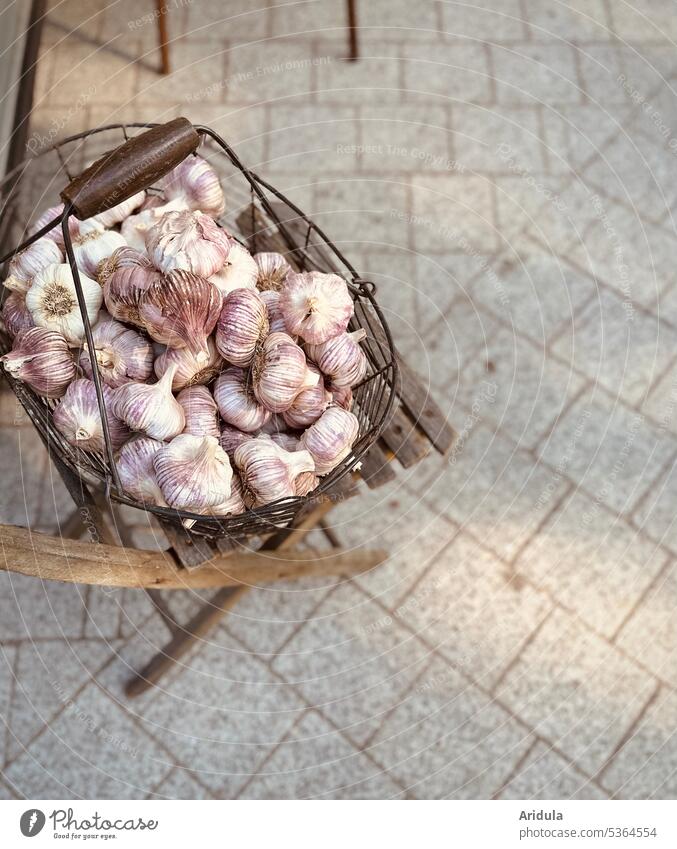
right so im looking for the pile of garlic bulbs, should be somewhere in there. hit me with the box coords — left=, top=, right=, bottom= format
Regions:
left=0, top=155, right=365, bottom=518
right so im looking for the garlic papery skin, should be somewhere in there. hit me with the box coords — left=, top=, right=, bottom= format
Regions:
left=26, top=263, right=102, bottom=345
left=101, top=247, right=163, bottom=328
left=139, top=270, right=221, bottom=362
left=295, top=471, right=319, bottom=497
left=280, top=271, right=354, bottom=344
left=306, top=328, right=367, bottom=388
left=113, top=363, right=185, bottom=441
left=219, top=423, right=254, bottom=459
left=254, top=252, right=292, bottom=292
left=94, top=190, right=146, bottom=228
left=215, top=288, right=269, bottom=367
left=53, top=378, right=129, bottom=452
left=259, top=290, right=289, bottom=335
left=207, top=474, right=246, bottom=517
left=214, top=367, right=271, bottom=433
left=160, top=155, right=225, bottom=217
left=2, top=292, right=35, bottom=338
left=72, top=221, right=127, bottom=280
left=79, top=318, right=154, bottom=388
left=4, top=239, right=62, bottom=295
left=154, top=434, right=233, bottom=513
left=300, top=406, right=360, bottom=474
left=154, top=337, right=223, bottom=391
left=1, top=326, right=76, bottom=398
left=177, top=385, right=220, bottom=439
left=329, top=382, right=353, bottom=411
left=234, top=436, right=315, bottom=507
left=252, top=332, right=319, bottom=414
left=146, top=210, right=230, bottom=278
left=209, top=242, right=258, bottom=297
left=117, top=436, right=167, bottom=507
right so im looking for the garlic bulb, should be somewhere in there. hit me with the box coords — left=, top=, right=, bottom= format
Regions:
left=215, top=288, right=269, bottom=367
left=207, top=473, right=246, bottom=517
left=306, top=328, right=367, bottom=388
left=254, top=252, right=292, bottom=292
left=117, top=436, right=167, bottom=507
left=2, top=292, right=35, bottom=338
left=330, top=382, right=353, bottom=411
left=160, top=155, right=225, bottom=217
left=210, top=242, right=258, bottom=297
left=154, top=434, right=233, bottom=512
left=280, top=271, right=353, bottom=344
left=219, top=423, right=254, bottom=459
left=4, top=239, right=62, bottom=294
left=270, top=431, right=301, bottom=452
left=214, top=367, right=271, bottom=432
left=252, top=332, right=319, bottom=413
left=282, top=364, right=332, bottom=428
left=79, top=317, right=154, bottom=388
left=154, top=337, right=223, bottom=391
left=234, top=436, right=315, bottom=507
left=177, top=385, right=220, bottom=439
left=26, top=263, right=102, bottom=345
left=295, top=471, right=319, bottom=497
left=30, top=203, right=76, bottom=249
left=146, top=210, right=230, bottom=278
left=72, top=220, right=127, bottom=280
left=53, top=378, right=129, bottom=452
left=101, top=247, right=163, bottom=328
left=94, top=190, right=145, bottom=228
left=113, top=363, right=185, bottom=441
left=259, top=290, right=289, bottom=335
left=1, top=326, right=76, bottom=398
left=300, top=406, right=359, bottom=474
left=139, top=270, right=221, bottom=362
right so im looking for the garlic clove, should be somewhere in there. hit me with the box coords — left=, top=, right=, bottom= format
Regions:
left=215, top=288, right=269, bottom=368
left=26, top=263, right=102, bottom=345
left=94, top=190, right=145, bottom=228
left=159, top=155, right=225, bottom=218
left=282, top=363, right=332, bottom=428
left=234, top=435, right=314, bottom=507
left=300, top=406, right=359, bottom=474
left=53, top=378, right=129, bottom=452
left=100, top=246, right=164, bottom=328
left=4, top=239, right=62, bottom=295
left=72, top=222, right=127, bottom=280
left=213, top=367, right=271, bottom=433
left=306, top=328, right=367, bottom=388
left=209, top=242, right=258, bottom=297
left=1, top=326, right=76, bottom=398
left=154, top=433, right=233, bottom=513
left=113, top=363, right=185, bottom=441
left=254, top=252, right=292, bottom=292
left=259, top=289, right=290, bottom=335
left=146, top=210, right=231, bottom=278
left=117, top=436, right=168, bottom=507
left=280, top=271, right=353, bottom=344
left=219, top=423, right=254, bottom=459
left=2, top=292, right=35, bottom=338
left=177, top=385, right=220, bottom=439
left=252, top=331, right=319, bottom=414
left=154, top=336, right=223, bottom=391
left=139, top=269, right=221, bottom=362
left=79, top=317, right=154, bottom=388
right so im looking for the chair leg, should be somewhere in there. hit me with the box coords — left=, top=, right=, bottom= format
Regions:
left=347, top=0, right=358, bottom=61
left=155, top=0, right=171, bottom=75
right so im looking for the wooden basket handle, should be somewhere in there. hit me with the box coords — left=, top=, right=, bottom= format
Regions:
left=60, top=117, right=200, bottom=220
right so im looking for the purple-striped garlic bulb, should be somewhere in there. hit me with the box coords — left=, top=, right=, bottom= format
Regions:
left=219, top=423, right=254, bottom=460
left=210, top=242, right=258, bottom=297
left=53, top=378, right=129, bottom=452
left=116, top=436, right=167, bottom=507
left=120, top=199, right=186, bottom=252
left=254, top=252, right=292, bottom=291
left=214, top=367, right=271, bottom=433
left=280, top=271, right=353, bottom=344
left=2, top=292, right=35, bottom=338
left=215, top=288, right=269, bottom=367
left=113, top=363, right=185, bottom=441
left=154, top=337, right=223, bottom=391
left=159, top=155, right=225, bottom=218
left=146, top=210, right=231, bottom=278
left=30, top=203, right=78, bottom=249
left=177, top=385, right=220, bottom=439
left=306, top=328, right=367, bottom=388
left=72, top=220, right=127, bottom=280
left=79, top=318, right=154, bottom=388
left=139, top=270, right=221, bottom=363
left=94, top=190, right=145, bottom=228
left=259, top=290, right=289, bottom=335
left=300, top=406, right=360, bottom=474
left=234, top=435, right=315, bottom=507
left=282, top=363, right=331, bottom=428
left=1, top=326, right=76, bottom=398
left=295, top=471, right=319, bottom=497
left=153, top=434, right=233, bottom=513
left=330, top=383, right=353, bottom=411
left=206, top=473, right=246, bottom=517
left=4, top=239, right=62, bottom=294
left=100, top=246, right=164, bottom=328
left=252, top=332, right=319, bottom=413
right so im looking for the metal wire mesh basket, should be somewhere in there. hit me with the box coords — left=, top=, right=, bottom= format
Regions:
left=0, top=119, right=398, bottom=540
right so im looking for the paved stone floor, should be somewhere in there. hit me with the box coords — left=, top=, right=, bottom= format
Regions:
left=1, top=0, right=676, bottom=799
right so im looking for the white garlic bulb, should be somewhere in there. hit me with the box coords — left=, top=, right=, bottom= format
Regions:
left=101, top=246, right=163, bottom=328
left=94, top=190, right=145, bottom=228
left=159, top=155, right=225, bottom=217
left=306, top=328, right=367, bottom=388
left=113, top=363, right=185, bottom=441
left=2, top=292, right=35, bottom=338
left=117, top=436, right=167, bottom=507
left=79, top=317, right=154, bottom=388
left=154, top=434, right=233, bottom=513
left=4, top=239, right=62, bottom=294
left=177, top=385, right=220, bottom=439
left=252, top=332, right=319, bottom=413
left=146, top=210, right=231, bottom=278
left=139, top=270, right=221, bottom=362
left=72, top=220, right=127, bottom=280
left=254, top=252, right=292, bottom=292
left=1, top=326, right=76, bottom=398
left=234, top=436, right=315, bottom=507
left=210, top=242, right=258, bottom=297
left=280, top=271, right=353, bottom=344
left=207, top=473, right=246, bottom=517
left=282, top=363, right=332, bottom=428
left=219, top=423, right=254, bottom=459
left=259, top=289, right=289, bottom=334
left=26, top=263, right=102, bottom=345
left=53, top=378, right=129, bottom=452
left=300, top=406, right=359, bottom=474
left=214, top=367, right=271, bottom=433
left=215, top=288, right=269, bottom=367
left=154, top=337, right=223, bottom=391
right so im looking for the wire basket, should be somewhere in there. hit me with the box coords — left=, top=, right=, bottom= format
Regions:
left=0, top=119, right=398, bottom=540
